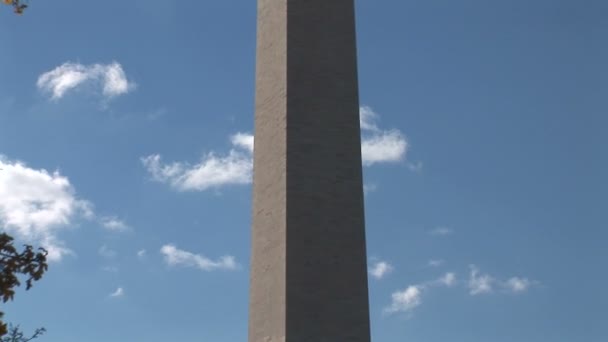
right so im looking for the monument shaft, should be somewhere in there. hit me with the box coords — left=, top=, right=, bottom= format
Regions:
left=249, top=1, right=370, bottom=341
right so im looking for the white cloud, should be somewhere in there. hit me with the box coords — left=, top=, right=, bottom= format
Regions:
left=359, top=106, right=381, bottom=132
left=384, top=271, right=457, bottom=316
left=438, top=272, right=457, bottom=287
left=467, top=266, right=537, bottom=296
left=384, top=285, right=422, bottom=314
left=37, top=62, right=135, bottom=100
left=361, top=130, right=408, bottom=166
left=428, top=259, right=444, bottom=267
left=99, top=244, right=117, bottom=259
left=369, top=261, right=393, bottom=280
left=137, top=249, right=147, bottom=259
left=142, top=107, right=413, bottom=192
left=468, top=265, right=494, bottom=295
left=101, top=63, right=133, bottom=97
left=359, top=106, right=409, bottom=166
left=469, top=266, right=539, bottom=295
left=504, top=277, right=532, bottom=293
left=160, top=244, right=238, bottom=271
left=230, top=132, right=254, bottom=153
left=100, top=216, right=130, bottom=232
left=0, top=155, right=93, bottom=261
left=429, top=227, right=454, bottom=236
left=109, top=287, right=124, bottom=298
left=141, top=133, right=253, bottom=191
left=385, top=267, right=535, bottom=317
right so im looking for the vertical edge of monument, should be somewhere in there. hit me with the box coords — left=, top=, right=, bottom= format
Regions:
left=249, top=0, right=288, bottom=341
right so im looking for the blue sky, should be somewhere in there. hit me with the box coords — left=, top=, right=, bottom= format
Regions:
left=0, top=0, right=606, bottom=341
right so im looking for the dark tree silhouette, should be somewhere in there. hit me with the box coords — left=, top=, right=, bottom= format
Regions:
left=2, top=0, right=28, bottom=15
left=0, top=233, right=48, bottom=337
left=1, top=325, right=45, bottom=342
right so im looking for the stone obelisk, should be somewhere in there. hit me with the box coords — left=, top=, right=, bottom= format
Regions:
left=249, top=0, right=370, bottom=341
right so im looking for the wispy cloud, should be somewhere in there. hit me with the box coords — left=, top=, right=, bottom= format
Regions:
left=359, top=106, right=409, bottom=166
left=37, top=61, right=135, bottom=100
left=109, top=287, right=124, bottom=298
left=363, top=183, right=378, bottom=195
left=386, top=266, right=536, bottom=318
left=429, top=227, right=454, bottom=237
left=99, top=244, right=117, bottom=259
left=100, top=216, right=130, bottom=232
left=141, top=133, right=252, bottom=192
left=160, top=244, right=238, bottom=271
left=359, top=106, right=382, bottom=132
left=438, top=272, right=457, bottom=287
left=504, top=277, right=533, bottom=293
left=369, top=260, right=393, bottom=280
left=385, top=272, right=457, bottom=315
left=384, top=285, right=422, bottom=314
left=0, top=155, right=93, bottom=261
left=407, top=161, right=424, bottom=173
left=468, top=265, right=536, bottom=295
left=230, top=132, right=254, bottom=153
left=137, top=249, right=147, bottom=259
left=428, top=259, right=444, bottom=267
left=361, top=130, right=408, bottom=166
left=142, top=107, right=413, bottom=192
left=468, top=265, right=495, bottom=295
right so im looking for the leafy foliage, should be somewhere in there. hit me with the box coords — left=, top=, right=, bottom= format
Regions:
left=0, top=233, right=48, bottom=337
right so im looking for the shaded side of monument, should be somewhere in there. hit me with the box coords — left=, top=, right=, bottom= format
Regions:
left=249, top=0, right=371, bottom=341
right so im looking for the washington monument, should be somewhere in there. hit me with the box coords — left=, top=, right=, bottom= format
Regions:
left=249, top=0, right=371, bottom=341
